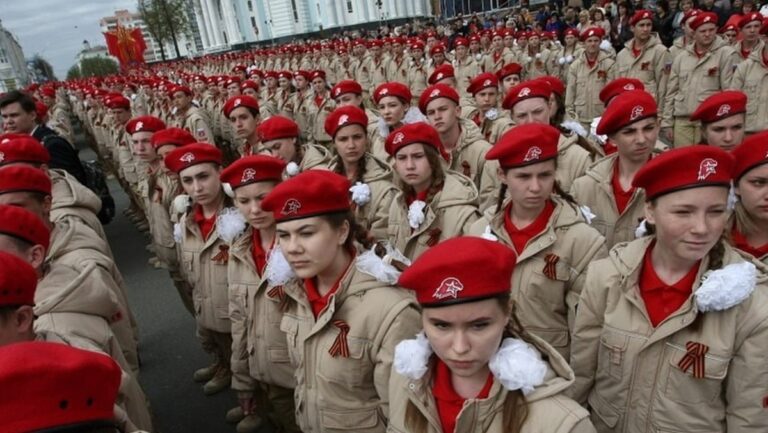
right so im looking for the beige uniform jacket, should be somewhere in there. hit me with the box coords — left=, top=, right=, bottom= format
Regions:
left=482, top=49, right=519, bottom=74
left=228, top=227, right=295, bottom=392
left=285, top=89, right=315, bottom=141
left=445, top=119, right=502, bottom=213
left=180, top=106, right=215, bottom=143
left=453, top=56, right=483, bottom=99
left=387, top=172, right=481, bottom=261
left=148, top=168, right=181, bottom=266
left=280, top=260, right=421, bottom=433
left=462, top=107, right=514, bottom=146
left=387, top=56, right=411, bottom=84
left=407, top=60, right=429, bottom=105
left=614, top=35, right=670, bottom=111
left=557, top=133, right=594, bottom=192
left=178, top=207, right=232, bottom=333
left=551, top=45, right=585, bottom=81
left=728, top=204, right=768, bottom=267
left=566, top=51, right=616, bottom=124
left=662, top=36, right=739, bottom=127
left=569, top=237, right=768, bottom=432
left=369, top=57, right=389, bottom=95
left=326, top=154, right=399, bottom=241
left=308, top=94, right=336, bottom=144
left=570, top=154, right=646, bottom=249
left=469, top=196, right=607, bottom=360
left=50, top=168, right=106, bottom=241
left=387, top=333, right=596, bottom=433
left=521, top=48, right=554, bottom=79
left=354, top=55, right=374, bottom=94
left=730, top=49, right=768, bottom=132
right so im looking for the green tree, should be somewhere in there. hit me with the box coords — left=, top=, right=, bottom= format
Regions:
left=31, top=55, right=58, bottom=81
left=66, top=65, right=81, bottom=80
left=138, top=0, right=191, bottom=59
left=78, top=57, right=119, bottom=77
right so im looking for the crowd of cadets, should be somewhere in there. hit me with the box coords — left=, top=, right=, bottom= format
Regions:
left=1, top=7, right=768, bottom=433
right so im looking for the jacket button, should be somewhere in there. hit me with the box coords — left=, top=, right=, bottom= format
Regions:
left=408, top=383, right=416, bottom=390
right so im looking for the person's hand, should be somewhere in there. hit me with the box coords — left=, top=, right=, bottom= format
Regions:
left=660, top=127, right=673, bottom=144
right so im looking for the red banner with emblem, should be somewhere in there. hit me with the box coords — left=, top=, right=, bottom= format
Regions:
left=104, top=25, right=147, bottom=68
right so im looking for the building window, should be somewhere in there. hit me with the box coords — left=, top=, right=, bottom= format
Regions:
left=247, top=0, right=252, bottom=11
left=250, top=17, right=257, bottom=28
left=290, top=0, right=299, bottom=22
left=347, top=0, right=353, bottom=12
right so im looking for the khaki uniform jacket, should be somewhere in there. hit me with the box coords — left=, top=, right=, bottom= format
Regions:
left=308, top=94, right=336, bottom=144
left=570, top=154, right=646, bottom=249
left=462, top=107, right=514, bottom=146
left=228, top=228, right=295, bottom=392
left=336, top=60, right=356, bottom=82
left=730, top=49, right=768, bottom=132
left=319, top=57, right=338, bottom=86
left=733, top=39, right=765, bottom=65
left=482, top=49, right=519, bottom=74
left=369, top=57, right=389, bottom=95
left=447, top=119, right=501, bottom=214
left=469, top=197, right=607, bottom=360
left=50, top=168, right=106, bottom=241
left=354, top=55, right=374, bottom=94
left=551, top=45, right=585, bottom=82
left=662, top=36, right=739, bottom=127
left=614, top=36, right=670, bottom=111
left=178, top=207, right=232, bottom=333
left=327, top=154, right=399, bottom=241
left=558, top=133, right=594, bottom=192
left=285, top=89, right=315, bottom=141
left=180, top=106, right=215, bottom=143
left=387, top=333, right=596, bottom=433
left=387, top=56, right=411, bottom=84
left=148, top=168, right=181, bottom=266
left=260, top=89, right=280, bottom=120
left=453, top=56, right=483, bottom=99
left=667, top=36, right=687, bottom=64
left=566, top=51, right=616, bottom=124
left=569, top=237, right=768, bottom=432
left=387, top=172, right=481, bottom=261
left=521, top=48, right=554, bottom=80
left=408, top=59, right=429, bottom=105
left=728, top=204, right=768, bottom=267
left=280, top=261, right=421, bottom=433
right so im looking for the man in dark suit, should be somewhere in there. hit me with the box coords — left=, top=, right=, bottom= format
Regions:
left=0, top=90, right=86, bottom=184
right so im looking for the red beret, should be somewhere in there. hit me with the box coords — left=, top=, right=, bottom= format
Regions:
left=293, top=70, right=310, bottom=80
left=690, top=91, right=747, bottom=123
left=104, top=95, right=130, bottom=109
left=599, top=78, right=645, bottom=105
left=536, top=76, right=565, bottom=97
left=467, top=73, right=499, bottom=95
left=223, top=95, right=259, bottom=117
left=0, top=165, right=51, bottom=195
left=261, top=170, right=350, bottom=222
left=257, top=116, right=299, bottom=142
left=265, top=71, right=278, bottom=80
left=739, top=12, right=763, bottom=28
left=731, top=130, right=768, bottom=180
left=487, top=124, right=560, bottom=168
left=225, top=76, right=242, bottom=86
left=428, top=64, right=455, bottom=85
left=430, top=43, right=446, bottom=56
left=0, top=250, right=37, bottom=306
left=163, top=143, right=222, bottom=174
left=596, top=90, right=658, bottom=136
left=580, top=27, right=605, bottom=41
left=373, top=82, right=412, bottom=105
left=332, top=80, right=363, bottom=99
left=454, top=37, right=469, bottom=47
left=411, top=41, right=425, bottom=51
left=720, top=23, right=738, bottom=33
left=34, top=100, right=48, bottom=119
left=496, top=62, right=523, bottom=80
left=502, top=80, right=551, bottom=110
left=385, top=122, right=445, bottom=157
left=633, top=146, right=734, bottom=200
left=398, top=237, right=516, bottom=307
left=630, top=10, right=654, bottom=26
left=220, top=155, right=285, bottom=190
left=689, top=12, right=719, bottom=30
left=0, top=136, right=50, bottom=166
left=151, top=128, right=196, bottom=149
left=172, top=85, right=193, bottom=96
left=40, top=87, right=56, bottom=98
left=310, top=70, right=326, bottom=81
left=277, top=71, right=292, bottom=80
left=418, top=84, right=460, bottom=114
left=682, top=9, right=702, bottom=25
left=241, top=80, right=260, bottom=92
left=325, top=106, right=369, bottom=138
left=0, top=341, right=121, bottom=433
left=125, top=116, right=166, bottom=135
left=0, top=204, right=50, bottom=252
left=564, top=28, right=580, bottom=38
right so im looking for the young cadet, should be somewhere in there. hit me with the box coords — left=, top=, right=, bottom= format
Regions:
left=733, top=12, right=765, bottom=64
left=497, top=63, right=524, bottom=95
left=370, top=82, right=425, bottom=162
left=165, top=144, right=233, bottom=398
left=471, top=124, right=606, bottom=360
left=565, top=27, right=616, bottom=132
left=552, top=28, right=583, bottom=82
left=256, top=115, right=330, bottom=173
left=465, top=73, right=515, bottom=145
left=571, top=90, right=660, bottom=248
left=330, top=80, right=380, bottom=143
left=690, top=90, right=747, bottom=151
left=220, top=155, right=298, bottom=433
left=385, top=122, right=480, bottom=261
left=729, top=131, right=768, bottom=266
left=324, top=106, right=398, bottom=241
left=390, top=237, right=596, bottom=433
left=172, top=85, right=215, bottom=144
left=569, top=146, right=768, bottom=432
left=259, top=170, right=421, bottom=433
left=223, top=95, right=261, bottom=156
left=307, top=71, right=336, bottom=147
left=731, top=25, right=768, bottom=133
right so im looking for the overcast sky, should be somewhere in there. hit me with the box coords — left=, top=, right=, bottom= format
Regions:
left=1, top=0, right=138, bottom=79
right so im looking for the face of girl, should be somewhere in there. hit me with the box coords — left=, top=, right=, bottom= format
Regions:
left=394, top=143, right=434, bottom=193
left=645, top=186, right=729, bottom=264
left=499, top=159, right=556, bottom=213
left=333, top=124, right=367, bottom=166
left=609, top=117, right=658, bottom=164
left=474, top=88, right=498, bottom=112
left=422, top=298, right=507, bottom=380
left=262, top=138, right=297, bottom=162
left=335, top=92, right=363, bottom=108
left=276, top=216, right=349, bottom=279
left=234, top=181, right=277, bottom=229
left=736, top=164, right=768, bottom=223
left=702, top=114, right=745, bottom=151
left=180, top=163, right=222, bottom=207
left=377, top=96, right=408, bottom=127
left=502, top=74, right=520, bottom=93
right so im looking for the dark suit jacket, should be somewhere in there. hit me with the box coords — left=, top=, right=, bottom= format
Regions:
left=32, top=125, right=86, bottom=185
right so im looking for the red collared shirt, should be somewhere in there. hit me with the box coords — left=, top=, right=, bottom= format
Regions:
left=631, top=41, right=642, bottom=58
left=731, top=226, right=768, bottom=259
left=639, top=242, right=700, bottom=327
left=504, top=200, right=555, bottom=255
left=193, top=204, right=216, bottom=241
left=303, top=256, right=354, bottom=319
left=433, top=358, right=494, bottom=433
left=251, top=230, right=273, bottom=277
left=611, top=161, right=636, bottom=215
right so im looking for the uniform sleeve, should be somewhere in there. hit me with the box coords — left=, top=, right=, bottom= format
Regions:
left=719, top=48, right=739, bottom=89
left=661, top=56, right=681, bottom=128
left=729, top=62, right=747, bottom=90
left=725, top=305, right=768, bottom=431
left=458, top=205, right=482, bottom=236
left=567, top=228, right=608, bottom=338
left=565, top=63, right=578, bottom=121
left=478, top=159, right=501, bottom=214
left=568, top=417, right=598, bottom=433
left=229, top=278, right=255, bottom=393
left=372, top=300, right=421, bottom=420
left=192, top=117, right=215, bottom=144
left=567, top=261, right=610, bottom=405
left=655, top=48, right=671, bottom=112
left=367, top=186, right=398, bottom=242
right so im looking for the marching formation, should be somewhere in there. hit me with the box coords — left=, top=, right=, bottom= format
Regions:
left=1, top=6, right=768, bottom=433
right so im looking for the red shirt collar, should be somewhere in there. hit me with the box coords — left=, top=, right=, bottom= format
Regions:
left=303, top=253, right=355, bottom=318
left=251, top=229, right=274, bottom=276
left=731, top=226, right=768, bottom=259
left=504, top=200, right=555, bottom=254
left=639, top=241, right=700, bottom=327
left=433, top=358, right=494, bottom=433
left=193, top=204, right=217, bottom=241
left=611, top=160, right=637, bottom=215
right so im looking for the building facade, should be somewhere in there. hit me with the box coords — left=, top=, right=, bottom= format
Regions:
left=99, top=9, right=196, bottom=62
left=0, top=20, right=30, bottom=93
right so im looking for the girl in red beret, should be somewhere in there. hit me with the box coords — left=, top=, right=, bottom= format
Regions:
left=390, top=236, right=595, bottom=433
left=470, top=123, right=606, bottom=361
left=385, top=122, right=481, bottom=261
left=256, top=116, right=330, bottom=176
left=324, top=106, right=399, bottom=241
left=729, top=131, right=768, bottom=265
left=369, top=82, right=427, bottom=162
left=259, top=170, right=421, bottom=433
left=570, top=145, right=768, bottom=431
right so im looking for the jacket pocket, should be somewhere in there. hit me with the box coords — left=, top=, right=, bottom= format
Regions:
left=320, top=408, right=381, bottom=431
left=598, top=329, right=629, bottom=381
left=663, top=342, right=730, bottom=404
left=526, top=258, right=571, bottom=308
left=318, top=338, right=370, bottom=388
left=268, top=347, right=291, bottom=364
left=279, top=316, right=300, bottom=366
left=588, top=392, right=621, bottom=430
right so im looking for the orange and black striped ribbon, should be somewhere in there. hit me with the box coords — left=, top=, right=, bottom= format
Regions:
left=426, top=228, right=442, bottom=247
left=211, top=245, right=230, bottom=265
left=267, top=285, right=285, bottom=302
left=543, top=254, right=559, bottom=280
left=328, top=320, right=350, bottom=358
left=677, top=341, right=709, bottom=379
left=461, top=160, right=471, bottom=178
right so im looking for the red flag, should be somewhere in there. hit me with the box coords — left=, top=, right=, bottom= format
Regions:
left=103, top=24, right=147, bottom=68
